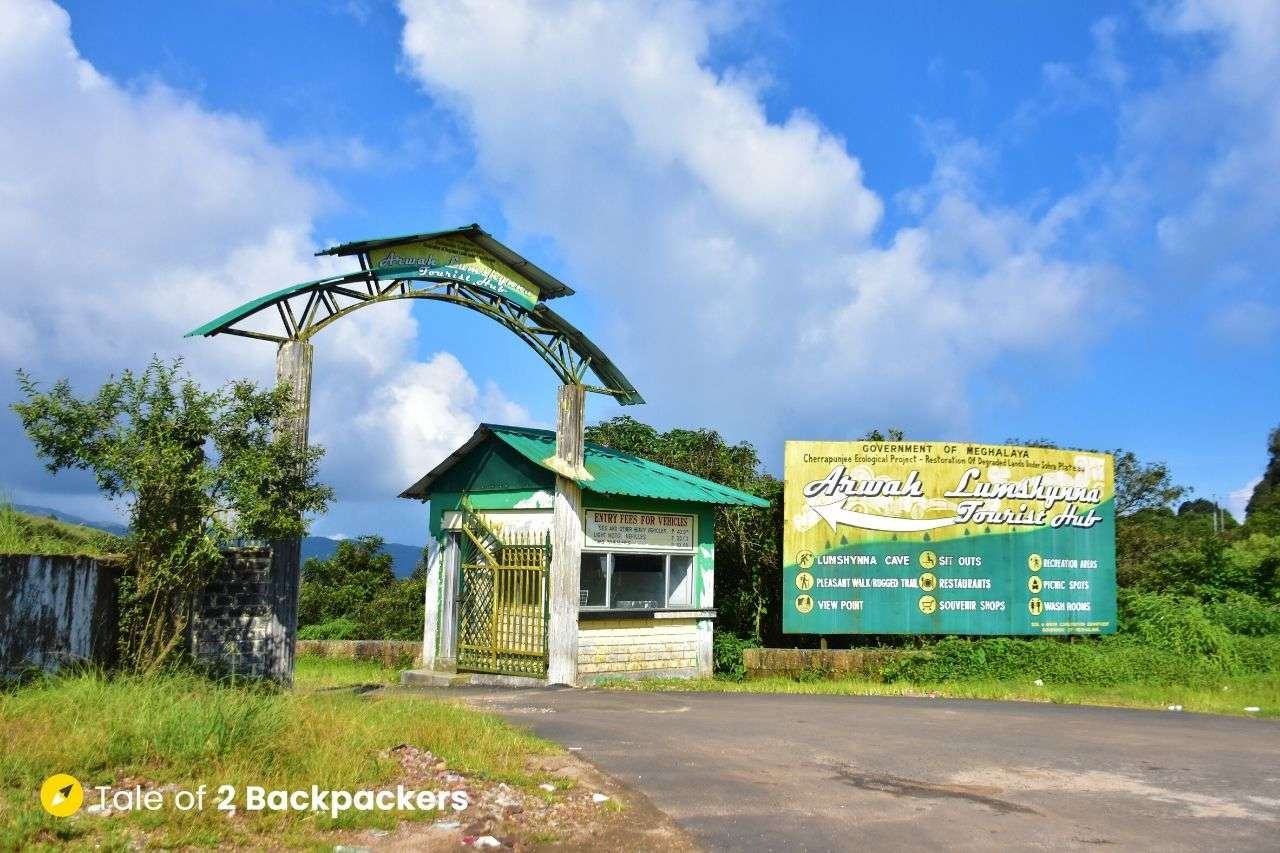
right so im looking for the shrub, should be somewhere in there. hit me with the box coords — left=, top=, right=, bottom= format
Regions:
left=1118, top=590, right=1238, bottom=671
left=879, top=635, right=1243, bottom=687
left=297, top=618, right=359, bottom=641
left=713, top=631, right=757, bottom=680
left=1203, top=592, right=1280, bottom=636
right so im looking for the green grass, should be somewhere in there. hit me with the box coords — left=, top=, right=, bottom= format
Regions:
left=0, top=656, right=557, bottom=850
left=600, top=673, right=1280, bottom=718
left=292, top=654, right=404, bottom=690
left=0, top=504, right=122, bottom=557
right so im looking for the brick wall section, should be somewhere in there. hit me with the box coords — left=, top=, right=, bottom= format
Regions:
left=577, top=618, right=699, bottom=678
left=190, top=547, right=286, bottom=679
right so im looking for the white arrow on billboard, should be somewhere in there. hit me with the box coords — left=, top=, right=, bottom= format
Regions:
left=809, top=499, right=959, bottom=533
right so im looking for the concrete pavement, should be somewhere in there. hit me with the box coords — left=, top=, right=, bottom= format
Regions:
left=409, top=687, right=1280, bottom=851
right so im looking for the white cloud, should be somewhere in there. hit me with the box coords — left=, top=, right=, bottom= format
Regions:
left=397, top=0, right=1114, bottom=438
left=0, top=0, right=517, bottom=527
left=1228, top=476, right=1261, bottom=522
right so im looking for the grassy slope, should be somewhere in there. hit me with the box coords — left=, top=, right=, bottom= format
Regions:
left=0, top=504, right=122, bottom=557
left=0, top=656, right=556, bottom=850
left=601, top=673, right=1280, bottom=718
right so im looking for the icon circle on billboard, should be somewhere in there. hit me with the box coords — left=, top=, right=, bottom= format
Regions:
left=1027, top=553, right=1042, bottom=572
left=798, top=551, right=815, bottom=569
left=918, top=595, right=938, bottom=615
left=40, top=774, right=83, bottom=817
left=795, top=594, right=814, bottom=614
left=918, top=572, right=938, bottom=592
left=1028, top=597, right=1044, bottom=616
left=1028, top=575, right=1042, bottom=593
left=919, top=550, right=938, bottom=570
left=796, top=571, right=814, bottom=591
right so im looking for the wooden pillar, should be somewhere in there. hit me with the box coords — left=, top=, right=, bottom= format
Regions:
left=547, top=383, right=587, bottom=685
left=269, top=339, right=313, bottom=686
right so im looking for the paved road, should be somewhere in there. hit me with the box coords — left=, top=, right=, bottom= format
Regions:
left=421, top=688, right=1279, bottom=851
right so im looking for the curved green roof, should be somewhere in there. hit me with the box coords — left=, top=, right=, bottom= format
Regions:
left=401, top=424, right=770, bottom=508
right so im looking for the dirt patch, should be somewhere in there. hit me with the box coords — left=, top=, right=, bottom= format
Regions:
left=346, top=747, right=698, bottom=851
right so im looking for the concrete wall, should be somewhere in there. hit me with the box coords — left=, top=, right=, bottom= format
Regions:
left=577, top=617, right=701, bottom=680
left=744, top=647, right=917, bottom=681
left=0, top=555, right=119, bottom=675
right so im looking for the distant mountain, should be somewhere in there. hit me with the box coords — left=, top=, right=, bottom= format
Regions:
left=12, top=504, right=128, bottom=536
left=12, top=503, right=423, bottom=578
left=302, top=536, right=424, bottom=579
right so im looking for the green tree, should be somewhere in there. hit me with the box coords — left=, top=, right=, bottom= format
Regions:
left=1009, top=438, right=1187, bottom=516
left=586, top=416, right=781, bottom=642
left=298, top=536, right=397, bottom=627
left=13, top=357, right=332, bottom=671
left=1113, top=449, right=1188, bottom=515
left=861, top=428, right=905, bottom=441
left=1244, top=425, right=1280, bottom=534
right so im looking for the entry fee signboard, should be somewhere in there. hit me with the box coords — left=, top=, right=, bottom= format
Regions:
left=584, top=509, right=695, bottom=552
left=782, top=441, right=1116, bottom=635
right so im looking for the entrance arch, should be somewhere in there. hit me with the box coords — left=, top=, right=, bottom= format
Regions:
left=187, top=224, right=641, bottom=685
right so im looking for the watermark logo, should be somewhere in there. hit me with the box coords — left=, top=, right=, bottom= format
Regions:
left=40, top=774, right=84, bottom=817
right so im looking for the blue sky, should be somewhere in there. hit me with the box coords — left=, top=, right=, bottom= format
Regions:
left=2, top=0, right=1276, bottom=544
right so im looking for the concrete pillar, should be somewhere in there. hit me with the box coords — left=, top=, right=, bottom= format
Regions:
left=421, top=539, right=441, bottom=670
left=547, top=384, right=587, bottom=685
left=269, top=339, right=313, bottom=686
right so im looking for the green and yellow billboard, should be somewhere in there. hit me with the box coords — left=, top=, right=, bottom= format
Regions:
left=783, top=441, right=1116, bottom=635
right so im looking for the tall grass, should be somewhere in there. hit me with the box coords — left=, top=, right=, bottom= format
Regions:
left=0, top=662, right=556, bottom=849
left=0, top=503, right=122, bottom=557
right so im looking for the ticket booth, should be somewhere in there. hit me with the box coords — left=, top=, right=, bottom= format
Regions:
left=400, top=423, right=768, bottom=684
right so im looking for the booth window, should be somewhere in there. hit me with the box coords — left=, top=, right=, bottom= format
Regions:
left=579, top=552, right=696, bottom=610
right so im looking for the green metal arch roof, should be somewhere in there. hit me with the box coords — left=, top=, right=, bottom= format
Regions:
left=401, top=424, right=770, bottom=508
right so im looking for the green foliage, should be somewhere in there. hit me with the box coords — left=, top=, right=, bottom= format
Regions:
left=881, top=635, right=1243, bottom=686
left=0, top=503, right=122, bottom=556
left=1117, top=590, right=1238, bottom=669
left=1245, top=425, right=1280, bottom=534
left=297, top=618, right=360, bottom=640
left=712, top=630, right=757, bottom=680
left=1202, top=591, right=1280, bottom=636
left=1112, top=449, right=1188, bottom=515
left=299, top=536, right=396, bottom=626
left=586, top=416, right=781, bottom=643
left=298, top=538, right=426, bottom=640
left=11, top=357, right=333, bottom=672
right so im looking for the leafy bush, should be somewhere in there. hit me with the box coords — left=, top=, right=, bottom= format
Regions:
left=1203, top=592, right=1280, bottom=636
left=297, top=618, right=359, bottom=640
left=880, top=634, right=1259, bottom=687
left=712, top=631, right=757, bottom=680
left=1229, top=635, right=1280, bottom=674
left=1118, top=590, right=1238, bottom=671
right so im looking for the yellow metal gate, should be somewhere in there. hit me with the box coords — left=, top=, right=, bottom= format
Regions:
left=456, top=506, right=550, bottom=678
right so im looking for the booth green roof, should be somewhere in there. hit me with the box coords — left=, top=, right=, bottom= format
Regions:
left=400, top=424, right=770, bottom=508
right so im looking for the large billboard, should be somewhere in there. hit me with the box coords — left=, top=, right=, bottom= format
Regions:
left=783, top=441, right=1116, bottom=635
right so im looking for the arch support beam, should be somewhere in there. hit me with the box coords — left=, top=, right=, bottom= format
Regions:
left=266, top=339, right=313, bottom=686
left=547, top=383, right=586, bottom=686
